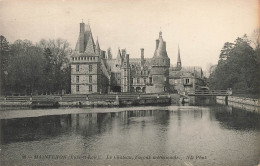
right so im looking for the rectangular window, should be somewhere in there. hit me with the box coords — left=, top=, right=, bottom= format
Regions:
left=76, top=65, right=79, bottom=72
left=149, top=77, right=152, bottom=83
left=76, top=76, right=79, bottom=83
left=137, top=78, right=140, bottom=84
left=186, top=79, right=189, bottom=84
left=89, top=75, right=92, bottom=83
left=89, top=65, right=92, bottom=72
left=131, top=78, right=133, bottom=84
left=76, top=85, right=79, bottom=92
left=143, top=78, right=146, bottom=84
left=89, top=85, right=92, bottom=92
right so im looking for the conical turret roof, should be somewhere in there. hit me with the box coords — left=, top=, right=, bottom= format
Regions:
left=153, top=31, right=168, bottom=58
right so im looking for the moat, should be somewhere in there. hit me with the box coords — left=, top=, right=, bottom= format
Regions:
left=0, top=104, right=260, bottom=166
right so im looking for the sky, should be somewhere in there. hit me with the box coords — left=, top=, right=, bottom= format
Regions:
left=0, top=0, right=259, bottom=74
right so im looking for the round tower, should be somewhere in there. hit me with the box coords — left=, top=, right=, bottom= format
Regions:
left=147, top=31, right=170, bottom=93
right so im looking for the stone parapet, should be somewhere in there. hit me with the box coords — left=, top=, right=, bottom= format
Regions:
left=216, top=96, right=259, bottom=107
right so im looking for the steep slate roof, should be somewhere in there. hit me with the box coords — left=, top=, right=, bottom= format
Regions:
left=74, top=23, right=96, bottom=56
left=169, top=66, right=203, bottom=79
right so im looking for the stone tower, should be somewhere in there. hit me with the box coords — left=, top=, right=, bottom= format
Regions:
left=121, top=50, right=131, bottom=92
left=146, top=31, right=170, bottom=93
left=70, top=22, right=103, bottom=94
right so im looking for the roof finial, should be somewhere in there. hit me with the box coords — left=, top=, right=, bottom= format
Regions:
left=159, top=27, right=162, bottom=37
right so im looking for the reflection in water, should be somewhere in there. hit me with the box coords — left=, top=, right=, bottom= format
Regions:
left=0, top=106, right=260, bottom=166
left=1, top=115, right=72, bottom=144
left=212, top=106, right=260, bottom=130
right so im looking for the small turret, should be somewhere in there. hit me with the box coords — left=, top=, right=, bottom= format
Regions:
left=121, top=52, right=130, bottom=92
left=116, top=48, right=122, bottom=66
left=107, top=47, right=112, bottom=60
left=95, top=37, right=101, bottom=55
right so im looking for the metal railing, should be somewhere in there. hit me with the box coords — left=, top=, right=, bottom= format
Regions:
left=187, top=90, right=231, bottom=96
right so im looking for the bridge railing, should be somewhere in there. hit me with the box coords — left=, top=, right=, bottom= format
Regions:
left=1, top=93, right=171, bottom=102
left=188, top=90, right=232, bottom=96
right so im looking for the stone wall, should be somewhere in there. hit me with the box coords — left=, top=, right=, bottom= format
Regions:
left=71, top=84, right=98, bottom=94
left=146, top=85, right=165, bottom=93
left=71, top=63, right=99, bottom=75
left=216, top=96, right=259, bottom=106
left=71, top=63, right=100, bottom=94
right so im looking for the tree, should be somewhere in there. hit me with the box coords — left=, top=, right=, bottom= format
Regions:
left=209, top=34, right=260, bottom=96
left=219, top=42, right=234, bottom=61
left=5, top=40, right=44, bottom=94
left=0, top=35, right=10, bottom=95
left=250, top=28, right=260, bottom=50
left=37, top=38, right=72, bottom=93
left=1, top=38, right=72, bottom=95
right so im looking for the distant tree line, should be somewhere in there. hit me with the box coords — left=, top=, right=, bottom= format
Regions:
left=0, top=35, right=71, bottom=95
left=209, top=31, right=260, bottom=96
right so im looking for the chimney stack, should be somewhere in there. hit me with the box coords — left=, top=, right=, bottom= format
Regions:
left=141, top=48, right=144, bottom=66
left=79, top=22, right=85, bottom=53
left=156, top=39, right=159, bottom=49
left=126, top=54, right=130, bottom=65
left=80, top=22, right=85, bottom=32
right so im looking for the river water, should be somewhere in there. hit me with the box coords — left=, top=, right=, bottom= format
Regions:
left=0, top=104, right=260, bottom=166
